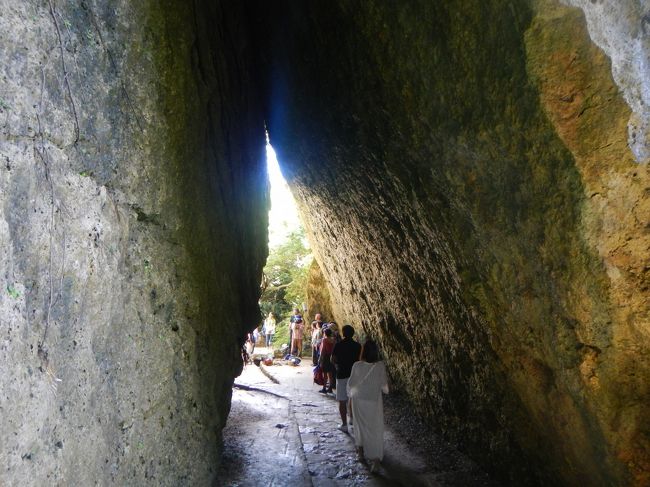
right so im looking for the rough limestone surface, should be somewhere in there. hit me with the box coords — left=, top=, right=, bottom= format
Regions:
left=0, top=1, right=267, bottom=485
left=258, top=1, right=649, bottom=485
left=305, top=259, right=335, bottom=323
left=561, top=0, right=650, bottom=164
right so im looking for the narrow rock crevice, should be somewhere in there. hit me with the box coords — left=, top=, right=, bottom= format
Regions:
left=1, top=1, right=648, bottom=486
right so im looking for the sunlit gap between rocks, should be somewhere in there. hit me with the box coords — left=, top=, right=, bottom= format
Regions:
left=266, top=137, right=302, bottom=248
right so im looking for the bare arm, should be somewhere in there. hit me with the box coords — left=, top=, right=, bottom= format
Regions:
left=381, top=362, right=389, bottom=394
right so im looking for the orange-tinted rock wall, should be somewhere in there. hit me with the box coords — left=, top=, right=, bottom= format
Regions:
left=256, top=1, right=649, bottom=484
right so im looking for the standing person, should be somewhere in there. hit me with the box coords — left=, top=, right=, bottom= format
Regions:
left=311, top=314, right=324, bottom=366
left=291, top=317, right=305, bottom=357
left=289, top=308, right=301, bottom=353
left=264, top=312, right=276, bottom=348
left=245, top=332, right=255, bottom=357
left=331, top=325, right=361, bottom=433
left=318, top=328, right=336, bottom=393
left=347, top=339, right=389, bottom=472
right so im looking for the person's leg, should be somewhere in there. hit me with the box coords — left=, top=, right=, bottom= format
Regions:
left=356, top=446, right=365, bottom=463
left=297, top=339, right=302, bottom=357
left=319, top=372, right=328, bottom=392
left=326, top=372, right=333, bottom=392
left=335, top=378, right=349, bottom=431
left=338, top=400, right=348, bottom=426
left=348, top=398, right=353, bottom=424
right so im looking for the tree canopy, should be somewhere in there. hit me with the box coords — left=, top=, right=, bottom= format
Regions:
left=260, top=227, right=312, bottom=325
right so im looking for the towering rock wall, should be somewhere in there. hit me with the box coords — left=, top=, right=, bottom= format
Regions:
left=0, top=1, right=267, bottom=485
left=306, top=259, right=335, bottom=322
left=260, top=0, right=649, bottom=484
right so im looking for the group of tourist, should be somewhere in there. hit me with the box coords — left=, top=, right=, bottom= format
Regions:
left=286, top=308, right=338, bottom=359
left=313, top=319, right=389, bottom=472
left=249, top=310, right=389, bottom=471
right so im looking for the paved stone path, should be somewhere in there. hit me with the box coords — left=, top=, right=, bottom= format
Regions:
left=219, top=347, right=447, bottom=486
left=218, top=363, right=312, bottom=487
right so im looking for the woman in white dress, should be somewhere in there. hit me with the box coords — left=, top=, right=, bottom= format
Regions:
left=346, top=339, right=389, bottom=472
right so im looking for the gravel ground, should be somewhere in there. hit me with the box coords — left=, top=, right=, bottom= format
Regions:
left=383, top=390, right=499, bottom=487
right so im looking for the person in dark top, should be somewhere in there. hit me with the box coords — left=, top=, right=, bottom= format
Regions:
left=331, top=325, right=362, bottom=433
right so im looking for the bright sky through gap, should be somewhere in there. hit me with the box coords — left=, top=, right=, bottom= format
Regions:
left=266, top=143, right=301, bottom=248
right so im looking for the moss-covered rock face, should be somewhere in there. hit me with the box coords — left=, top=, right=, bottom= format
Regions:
left=0, top=1, right=267, bottom=485
left=258, top=0, right=649, bottom=484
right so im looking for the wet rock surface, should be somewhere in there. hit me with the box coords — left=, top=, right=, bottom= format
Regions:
left=219, top=352, right=497, bottom=486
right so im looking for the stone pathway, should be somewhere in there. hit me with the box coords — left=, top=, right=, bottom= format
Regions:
left=264, top=362, right=379, bottom=486
left=217, top=359, right=311, bottom=487
left=218, top=347, right=477, bottom=486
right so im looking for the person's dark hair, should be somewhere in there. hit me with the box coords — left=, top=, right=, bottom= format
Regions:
left=361, top=339, right=379, bottom=363
left=342, top=325, right=355, bottom=338
left=324, top=328, right=332, bottom=337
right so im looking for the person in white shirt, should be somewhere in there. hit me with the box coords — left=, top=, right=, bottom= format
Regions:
left=346, top=339, right=389, bottom=472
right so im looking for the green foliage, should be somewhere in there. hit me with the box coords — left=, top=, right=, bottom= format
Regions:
left=272, top=321, right=291, bottom=348
left=260, top=227, right=312, bottom=343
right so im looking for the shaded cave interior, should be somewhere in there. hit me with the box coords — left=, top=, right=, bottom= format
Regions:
left=1, top=1, right=647, bottom=486
left=226, top=1, right=648, bottom=486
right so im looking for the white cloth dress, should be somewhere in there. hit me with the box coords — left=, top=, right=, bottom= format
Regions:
left=346, top=361, right=389, bottom=461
